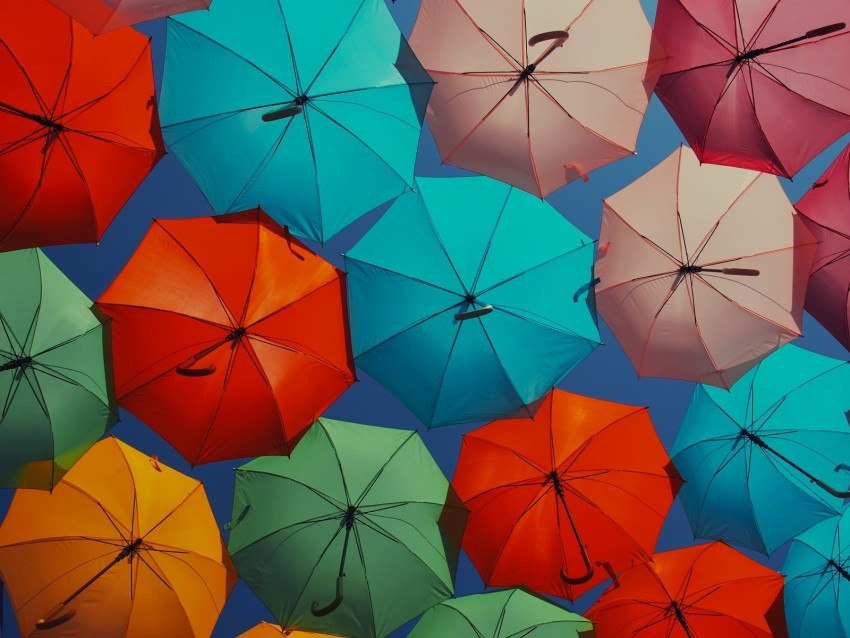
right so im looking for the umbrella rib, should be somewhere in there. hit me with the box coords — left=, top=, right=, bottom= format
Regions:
left=310, top=87, right=431, bottom=135
left=469, top=185, right=513, bottom=294
left=47, top=19, right=74, bottom=121
left=752, top=57, right=850, bottom=117
left=442, top=604, right=488, bottom=638
left=670, top=0, right=739, bottom=52
left=309, top=78, right=435, bottom=103
left=244, top=276, right=342, bottom=330
left=344, top=256, right=464, bottom=298
left=247, top=333, right=354, bottom=382
left=301, top=0, right=369, bottom=97
left=323, top=425, right=353, bottom=506
left=0, top=39, right=54, bottom=117
left=192, top=340, right=245, bottom=465
left=139, top=483, right=204, bottom=541
left=354, top=432, right=418, bottom=506
left=235, top=469, right=347, bottom=512
left=139, top=549, right=226, bottom=616
left=273, top=0, right=303, bottom=94
left=350, top=520, right=380, bottom=637
left=449, top=0, right=523, bottom=70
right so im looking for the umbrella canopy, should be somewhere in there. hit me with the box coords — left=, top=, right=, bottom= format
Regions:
left=96, top=209, right=355, bottom=465
left=586, top=542, right=788, bottom=638
left=452, top=389, right=681, bottom=601
left=795, top=143, right=850, bottom=352
left=0, top=0, right=164, bottom=252
left=783, top=504, right=850, bottom=638
left=408, top=588, right=593, bottom=638
left=595, top=144, right=818, bottom=388
left=654, top=0, right=850, bottom=178
left=672, top=344, right=850, bottom=555
left=46, top=0, right=211, bottom=34
left=0, top=436, right=237, bottom=638
left=159, top=0, right=432, bottom=244
left=0, top=248, right=116, bottom=490
left=408, top=0, right=665, bottom=197
left=237, top=623, right=345, bottom=638
left=227, top=418, right=467, bottom=638
left=345, top=176, right=600, bottom=427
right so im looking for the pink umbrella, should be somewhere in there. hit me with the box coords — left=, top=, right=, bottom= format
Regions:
left=46, top=0, right=211, bottom=33
left=595, top=145, right=818, bottom=388
left=795, top=143, right=850, bottom=352
left=408, top=0, right=665, bottom=198
left=654, top=0, right=850, bottom=178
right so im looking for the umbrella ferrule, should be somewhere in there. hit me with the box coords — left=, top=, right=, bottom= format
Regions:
left=343, top=505, right=357, bottom=530
left=519, top=63, right=537, bottom=79
left=118, top=538, right=143, bottom=560
left=669, top=601, right=694, bottom=637
left=0, top=356, right=32, bottom=372
left=739, top=428, right=768, bottom=449
left=226, top=327, right=247, bottom=344
left=678, top=264, right=702, bottom=274
left=295, top=94, right=309, bottom=106
left=828, top=559, right=850, bottom=581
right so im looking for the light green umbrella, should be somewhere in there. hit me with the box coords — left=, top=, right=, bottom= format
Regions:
left=227, top=418, right=467, bottom=638
left=408, top=588, right=594, bottom=637
left=0, top=248, right=117, bottom=490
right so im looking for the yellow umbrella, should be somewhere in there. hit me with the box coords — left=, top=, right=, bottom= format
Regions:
left=0, top=436, right=236, bottom=638
left=236, top=622, right=346, bottom=637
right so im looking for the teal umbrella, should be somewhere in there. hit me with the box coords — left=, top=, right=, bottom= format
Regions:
left=227, top=418, right=467, bottom=638
left=672, top=344, right=850, bottom=555
left=159, top=0, right=432, bottom=243
left=344, top=176, right=600, bottom=427
left=0, top=248, right=116, bottom=490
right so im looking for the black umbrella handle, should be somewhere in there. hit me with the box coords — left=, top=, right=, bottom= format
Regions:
left=311, top=575, right=345, bottom=617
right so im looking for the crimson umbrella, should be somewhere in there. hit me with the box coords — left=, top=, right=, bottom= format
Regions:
left=46, top=0, right=211, bottom=34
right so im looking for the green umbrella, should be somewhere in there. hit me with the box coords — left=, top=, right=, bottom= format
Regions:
left=227, top=418, right=467, bottom=638
left=408, top=588, right=594, bottom=637
left=0, top=248, right=116, bottom=490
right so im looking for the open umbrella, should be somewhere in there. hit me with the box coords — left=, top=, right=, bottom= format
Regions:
left=672, top=344, right=850, bottom=555
left=237, top=623, right=345, bottom=638
left=96, top=209, right=355, bottom=465
left=783, top=504, right=850, bottom=638
left=0, top=248, right=117, bottom=490
left=595, top=145, right=818, bottom=388
left=159, top=0, right=432, bottom=244
left=46, top=0, right=211, bottom=33
left=408, top=588, right=593, bottom=638
left=654, top=0, right=850, bottom=177
left=586, top=542, right=788, bottom=638
left=408, top=0, right=665, bottom=197
left=452, top=389, right=682, bottom=601
left=794, top=143, right=850, bottom=352
left=345, top=176, right=600, bottom=427
left=0, top=436, right=237, bottom=638
left=227, top=418, right=467, bottom=638
left=0, top=0, right=164, bottom=252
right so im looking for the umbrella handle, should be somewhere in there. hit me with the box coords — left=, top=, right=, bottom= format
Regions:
left=36, top=604, right=76, bottom=630
left=573, top=277, right=600, bottom=302
left=175, top=361, right=217, bottom=377
left=311, top=575, right=344, bottom=617
left=262, top=105, right=303, bottom=122
left=455, top=305, right=493, bottom=321
left=598, top=560, right=620, bottom=587
left=559, top=544, right=596, bottom=585
left=528, top=30, right=570, bottom=47
left=697, top=267, right=760, bottom=276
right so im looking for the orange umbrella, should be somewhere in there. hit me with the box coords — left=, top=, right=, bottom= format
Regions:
left=0, top=436, right=237, bottom=638
left=237, top=623, right=346, bottom=637
left=96, top=209, right=355, bottom=465
left=452, top=389, right=682, bottom=601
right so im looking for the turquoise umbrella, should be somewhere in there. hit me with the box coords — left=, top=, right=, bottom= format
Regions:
left=344, top=176, right=600, bottom=427
left=159, top=0, right=432, bottom=243
left=784, top=504, right=850, bottom=638
left=672, top=344, right=850, bottom=555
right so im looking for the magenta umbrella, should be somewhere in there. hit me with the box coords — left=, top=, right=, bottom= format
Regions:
left=654, top=0, right=850, bottom=178
left=46, top=0, right=211, bottom=33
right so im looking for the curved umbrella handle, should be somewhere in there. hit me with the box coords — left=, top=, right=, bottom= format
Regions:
left=311, top=575, right=344, bottom=617
left=560, top=545, right=595, bottom=585
left=528, top=30, right=570, bottom=46
left=598, top=561, right=620, bottom=587
left=262, top=104, right=303, bottom=122
left=455, top=305, right=494, bottom=321
left=36, top=603, right=77, bottom=630
left=176, top=361, right=217, bottom=377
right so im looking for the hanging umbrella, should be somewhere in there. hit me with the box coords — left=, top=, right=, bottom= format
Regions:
left=654, top=0, right=850, bottom=177
left=158, top=0, right=432, bottom=244
left=586, top=542, right=788, bottom=638
left=0, top=0, right=164, bottom=252
left=96, top=209, right=355, bottom=465
left=794, top=143, right=850, bottom=352
left=783, top=504, right=850, bottom=638
left=0, top=436, right=237, bottom=638
left=408, top=588, right=593, bottom=638
left=672, top=344, right=850, bottom=555
left=345, top=176, right=600, bottom=427
left=237, top=623, right=346, bottom=638
left=227, top=418, right=467, bottom=638
left=0, top=248, right=117, bottom=490
left=46, top=0, right=211, bottom=34
left=452, top=389, right=681, bottom=601
left=595, top=144, right=818, bottom=388
left=407, top=0, right=665, bottom=197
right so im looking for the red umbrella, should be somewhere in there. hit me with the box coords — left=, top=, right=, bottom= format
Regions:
left=452, top=389, right=681, bottom=601
left=795, top=143, right=850, bottom=352
left=46, top=0, right=212, bottom=34
left=586, top=542, right=788, bottom=638
left=0, top=0, right=164, bottom=252
left=654, top=0, right=850, bottom=177
left=96, top=209, right=356, bottom=465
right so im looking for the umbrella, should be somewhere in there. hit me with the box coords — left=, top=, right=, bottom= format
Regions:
left=0, top=436, right=237, bottom=638
left=795, top=142, right=850, bottom=352
left=595, top=144, right=818, bottom=388
left=783, top=504, right=850, bottom=638
left=237, top=623, right=345, bottom=638
left=159, top=0, right=432, bottom=244
left=96, top=209, right=355, bottom=465
left=407, top=0, right=665, bottom=198
left=586, top=542, right=788, bottom=638
left=0, top=0, right=164, bottom=252
left=408, top=588, right=593, bottom=638
left=452, top=389, right=682, bottom=601
left=0, top=248, right=117, bottom=490
left=345, top=176, right=600, bottom=427
left=654, top=0, right=850, bottom=178
left=227, top=418, right=467, bottom=638
left=46, top=0, right=212, bottom=34
left=671, top=344, right=850, bottom=555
